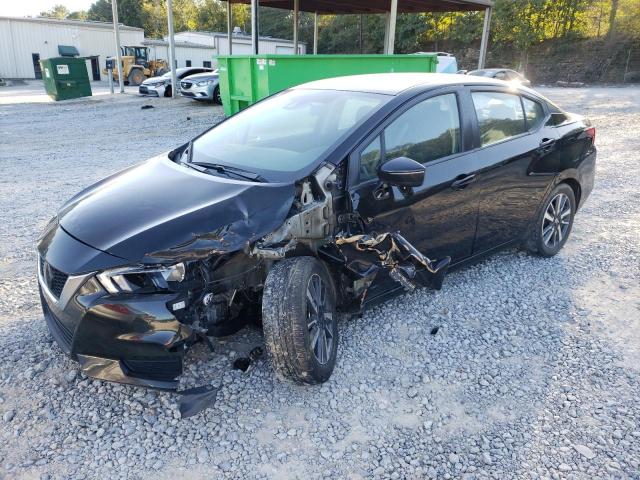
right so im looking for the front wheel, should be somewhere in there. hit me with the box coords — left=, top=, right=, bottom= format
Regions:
left=262, top=257, right=338, bottom=384
left=213, top=85, right=222, bottom=105
left=526, top=183, right=576, bottom=257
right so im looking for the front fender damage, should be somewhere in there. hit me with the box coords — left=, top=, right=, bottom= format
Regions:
left=90, top=162, right=450, bottom=416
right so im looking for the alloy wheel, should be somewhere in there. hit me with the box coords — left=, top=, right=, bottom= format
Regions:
left=542, top=192, right=572, bottom=248
left=306, top=273, right=334, bottom=365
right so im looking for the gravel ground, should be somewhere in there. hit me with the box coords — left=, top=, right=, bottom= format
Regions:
left=0, top=83, right=639, bottom=480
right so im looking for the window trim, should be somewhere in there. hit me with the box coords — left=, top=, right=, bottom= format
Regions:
left=350, top=88, right=466, bottom=186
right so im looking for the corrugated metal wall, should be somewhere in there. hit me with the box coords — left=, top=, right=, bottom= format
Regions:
left=0, top=18, right=144, bottom=80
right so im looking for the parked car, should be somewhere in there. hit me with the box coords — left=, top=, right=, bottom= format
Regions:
left=38, top=73, right=595, bottom=389
left=467, top=68, right=532, bottom=87
left=139, top=67, right=214, bottom=97
left=180, top=70, right=221, bottom=104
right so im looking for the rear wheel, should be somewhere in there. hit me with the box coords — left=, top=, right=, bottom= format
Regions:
left=262, top=257, right=338, bottom=384
left=128, top=69, right=144, bottom=86
left=164, top=85, right=172, bottom=97
left=526, top=183, right=576, bottom=257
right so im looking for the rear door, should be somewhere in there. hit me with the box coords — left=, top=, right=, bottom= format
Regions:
left=469, top=89, right=555, bottom=253
left=349, top=88, right=480, bottom=263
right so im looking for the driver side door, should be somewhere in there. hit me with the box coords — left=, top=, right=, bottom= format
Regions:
left=348, top=89, right=480, bottom=263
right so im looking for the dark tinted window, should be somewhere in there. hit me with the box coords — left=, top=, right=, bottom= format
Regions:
left=360, top=136, right=382, bottom=180
left=546, top=112, right=569, bottom=126
left=384, top=94, right=461, bottom=163
left=472, top=92, right=526, bottom=146
left=523, top=97, right=545, bottom=131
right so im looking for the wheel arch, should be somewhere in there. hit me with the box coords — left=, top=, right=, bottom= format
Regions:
left=558, top=177, right=582, bottom=210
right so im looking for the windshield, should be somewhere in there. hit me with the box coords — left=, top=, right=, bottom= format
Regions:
left=468, top=69, right=495, bottom=77
left=190, top=89, right=389, bottom=181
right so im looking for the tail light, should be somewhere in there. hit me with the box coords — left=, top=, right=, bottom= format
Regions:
left=585, top=127, right=596, bottom=145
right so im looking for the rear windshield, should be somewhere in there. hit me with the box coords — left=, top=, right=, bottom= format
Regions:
left=190, top=89, right=389, bottom=181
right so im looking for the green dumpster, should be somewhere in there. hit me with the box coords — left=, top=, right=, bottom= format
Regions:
left=40, top=57, right=92, bottom=101
left=217, top=54, right=437, bottom=116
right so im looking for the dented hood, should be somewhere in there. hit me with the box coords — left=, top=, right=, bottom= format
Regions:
left=58, top=155, right=296, bottom=262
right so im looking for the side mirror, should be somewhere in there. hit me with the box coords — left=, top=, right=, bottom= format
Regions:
left=378, top=157, right=425, bottom=188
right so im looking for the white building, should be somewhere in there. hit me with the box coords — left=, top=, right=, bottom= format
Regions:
left=0, top=17, right=306, bottom=80
left=0, top=16, right=144, bottom=80
left=145, top=31, right=305, bottom=69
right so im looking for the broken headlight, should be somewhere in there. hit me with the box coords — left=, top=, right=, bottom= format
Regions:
left=96, top=263, right=185, bottom=294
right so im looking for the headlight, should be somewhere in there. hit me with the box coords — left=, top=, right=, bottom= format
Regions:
left=196, top=80, right=215, bottom=86
left=97, top=263, right=185, bottom=294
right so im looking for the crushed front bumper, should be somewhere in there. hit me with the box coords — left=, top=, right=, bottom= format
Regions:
left=39, top=259, right=193, bottom=390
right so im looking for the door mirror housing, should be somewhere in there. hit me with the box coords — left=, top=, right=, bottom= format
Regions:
left=378, top=157, right=426, bottom=188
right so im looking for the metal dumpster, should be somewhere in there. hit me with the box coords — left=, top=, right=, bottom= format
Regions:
left=217, top=54, right=438, bottom=116
left=40, top=57, right=92, bottom=101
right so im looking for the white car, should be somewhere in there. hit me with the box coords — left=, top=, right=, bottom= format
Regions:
left=139, top=67, right=214, bottom=97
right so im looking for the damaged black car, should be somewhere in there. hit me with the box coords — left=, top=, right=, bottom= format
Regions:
left=37, top=73, right=596, bottom=388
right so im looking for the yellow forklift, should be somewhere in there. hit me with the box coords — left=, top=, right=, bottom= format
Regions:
left=103, top=46, right=169, bottom=86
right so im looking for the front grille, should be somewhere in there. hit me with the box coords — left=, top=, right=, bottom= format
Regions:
left=181, top=91, right=195, bottom=97
left=42, top=298, right=74, bottom=353
left=122, top=358, right=182, bottom=381
left=181, top=81, right=192, bottom=90
left=40, top=257, right=68, bottom=299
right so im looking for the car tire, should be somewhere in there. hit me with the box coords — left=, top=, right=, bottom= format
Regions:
left=213, top=86, right=222, bottom=105
left=262, top=256, right=338, bottom=384
left=526, top=183, right=576, bottom=257
left=164, top=85, right=172, bottom=98
left=128, top=69, right=144, bottom=86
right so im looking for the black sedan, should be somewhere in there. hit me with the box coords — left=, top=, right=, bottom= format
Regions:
left=37, top=73, right=596, bottom=389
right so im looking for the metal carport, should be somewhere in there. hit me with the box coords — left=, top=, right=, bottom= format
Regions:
left=222, top=0, right=493, bottom=68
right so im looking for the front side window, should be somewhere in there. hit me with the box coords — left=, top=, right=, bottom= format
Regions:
left=359, top=94, right=461, bottom=181
left=191, top=89, right=389, bottom=181
left=472, top=92, right=526, bottom=146
left=523, top=97, right=545, bottom=131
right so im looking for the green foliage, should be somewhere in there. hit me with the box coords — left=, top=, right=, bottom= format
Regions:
left=67, top=0, right=640, bottom=46
left=39, top=4, right=71, bottom=19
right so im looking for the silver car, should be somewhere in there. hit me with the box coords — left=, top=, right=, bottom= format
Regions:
left=180, top=71, right=221, bottom=104
left=139, top=67, right=214, bottom=98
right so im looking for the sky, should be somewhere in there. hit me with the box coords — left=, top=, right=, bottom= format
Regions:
left=0, top=0, right=94, bottom=17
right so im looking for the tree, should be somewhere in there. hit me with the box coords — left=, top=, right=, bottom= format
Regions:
left=607, top=0, right=619, bottom=38
left=87, top=0, right=112, bottom=22
left=40, top=4, right=70, bottom=19
left=67, top=11, right=88, bottom=20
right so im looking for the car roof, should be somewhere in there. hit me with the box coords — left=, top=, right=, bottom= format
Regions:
left=294, top=73, right=513, bottom=95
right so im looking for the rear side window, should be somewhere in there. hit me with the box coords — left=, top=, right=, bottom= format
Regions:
left=522, top=97, right=545, bottom=131
left=472, top=92, right=526, bottom=146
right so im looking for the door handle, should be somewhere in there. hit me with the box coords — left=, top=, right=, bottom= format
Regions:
left=538, top=138, right=556, bottom=152
left=451, top=174, right=477, bottom=190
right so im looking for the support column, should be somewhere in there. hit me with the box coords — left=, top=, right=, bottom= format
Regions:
left=478, top=7, right=492, bottom=69
left=313, top=12, right=318, bottom=54
left=167, top=0, right=177, bottom=98
left=293, top=0, right=299, bottom=54
left=384, top=0, right=398, bottom=54
left=251, top=0, right=259, bottom=54
left=110, top=0, right=124, bottom=93
left=227, top=0, right=233, bottom=54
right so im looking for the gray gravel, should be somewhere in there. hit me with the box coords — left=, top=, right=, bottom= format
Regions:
left=1, top=83, right=639, bottom=479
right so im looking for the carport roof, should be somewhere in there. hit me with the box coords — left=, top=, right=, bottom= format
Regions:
left=224, top=0, right=492, bottom=14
